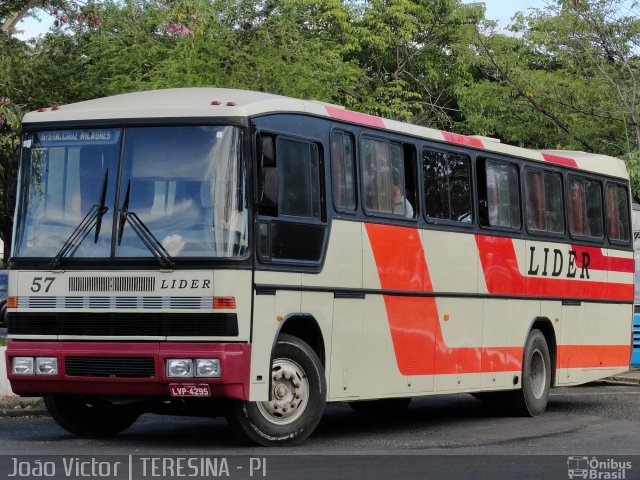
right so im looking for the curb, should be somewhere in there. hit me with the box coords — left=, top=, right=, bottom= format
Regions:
left=0, top=408, right=48, bottom=418
left=604, top=376, right=640, bottom=385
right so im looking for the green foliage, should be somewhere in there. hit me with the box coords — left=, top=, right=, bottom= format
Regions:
left=459, top=0, right=640, bottom=157
left=623, top=150, right=640, bottom=202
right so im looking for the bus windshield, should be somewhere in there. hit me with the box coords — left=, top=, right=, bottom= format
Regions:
left=13, top=126, right=248, bottom=260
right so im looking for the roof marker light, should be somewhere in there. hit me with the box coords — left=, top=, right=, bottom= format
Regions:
left=51, top=106, right=60, bottom=111
left=226, top=101, right=237, bottom=106
left=211, top=100, right=222, bottom=106
left=37, top=107, right=46, bottom=112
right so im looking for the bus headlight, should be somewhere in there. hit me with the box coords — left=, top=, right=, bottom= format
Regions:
left=166, top=359, right=193, bottom=378
left=195, top=359, right=221, bottom=378
left=36, top=357, right=58, bottom=375
left=12, top=357, right=34, bottom=375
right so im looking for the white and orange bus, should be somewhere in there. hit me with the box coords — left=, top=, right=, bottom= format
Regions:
left=4, top=88, right=634, bottom=445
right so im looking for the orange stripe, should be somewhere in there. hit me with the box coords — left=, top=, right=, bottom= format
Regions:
left=557, top=345, right=631, bottom=369
left=366, top=223, right=523, bottom=375
left=475, top=235, right=633, bottom=301
left=366, top=223, right=630, bottom=376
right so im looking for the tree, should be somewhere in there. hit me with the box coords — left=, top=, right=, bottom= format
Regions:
left=459, top=0, right=640, bottom=156
left=345, top=0, right=484, bottom=127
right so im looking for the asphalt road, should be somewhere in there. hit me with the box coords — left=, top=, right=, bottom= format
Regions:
left=0, top=382, right=639, bottom=479
left=0, top=327, right=6, bottom=337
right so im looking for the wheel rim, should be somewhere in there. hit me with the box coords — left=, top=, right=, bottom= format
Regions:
left=256, top=358, right=309, bottom=425
left=529, top=348, right=547, bottom=400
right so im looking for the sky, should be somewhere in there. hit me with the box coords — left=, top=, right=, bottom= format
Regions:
left=468, top=0, right=548, bottom=22
left=16, top=0, right=550, bottom=40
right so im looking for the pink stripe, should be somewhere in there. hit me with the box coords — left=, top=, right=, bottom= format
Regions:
left=542, top=153, right=578, bottom=168
left=325, top=106, right=385, bottom=128
left=441, top=132, right=484, bottom=148
left=572, top=245, right=634, bottom=274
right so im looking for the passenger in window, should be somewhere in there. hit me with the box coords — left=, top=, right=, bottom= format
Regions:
left=392, top=168, right=414, bottom=218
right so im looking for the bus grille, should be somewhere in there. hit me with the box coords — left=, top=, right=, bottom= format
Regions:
left=65, top=357, right=155, bottom=378
left=69, top=276, right=155, bottom=292
left=7, top=312, right=239, bottom=337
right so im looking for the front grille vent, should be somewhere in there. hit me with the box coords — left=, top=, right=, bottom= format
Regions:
left=69, top=276, right=156, bottom=293
left=65, top=357, right=155, bottom=378
left=18, top=296, right=211, bottom=310
left=8, top=312, right=239, bottom=337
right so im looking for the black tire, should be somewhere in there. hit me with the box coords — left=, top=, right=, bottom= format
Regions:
left=349, top=398, right=411, bottom=415
left=226, top=334, right=326, bottom=446
left=506, top=329, right=551, bottom=417
left=0, top=304, right=6, bottom=328
left=44, top=394, right=139, bottom=436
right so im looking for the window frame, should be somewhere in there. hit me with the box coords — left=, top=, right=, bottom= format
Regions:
left=477, top=157, right=522, bottom=232
left=422, top=146, right=474, bottom=228
left=566, top=174, right=605, bottom=241
left=359, top=134, right=418, bottom=221
left=605, top=181, right=632, bottom=246
left=256, top=132, right=328, bottom=266
left=330, top=128, right=358, bottom=215
left=523, top=166, right=565, bottom=238
left=274, top=135, right=322, bottom=221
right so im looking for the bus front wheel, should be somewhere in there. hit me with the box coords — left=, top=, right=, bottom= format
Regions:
left=507, top=329, right=551, bottom=416
left=44, top=394, right=140, bottom=436
left=226, top=334, right=326, bottom=446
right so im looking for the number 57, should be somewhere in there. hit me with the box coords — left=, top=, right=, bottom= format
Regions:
left=31, top=277, right=55, bottom=293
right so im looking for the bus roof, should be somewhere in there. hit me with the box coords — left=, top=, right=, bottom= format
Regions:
left=22, top=87, right=628, bottom=180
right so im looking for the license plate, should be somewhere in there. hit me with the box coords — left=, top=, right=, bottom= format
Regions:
left=169, top=384, right=211, bottom=397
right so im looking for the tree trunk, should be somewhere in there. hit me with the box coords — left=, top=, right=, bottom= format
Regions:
left=1, top=0, right=41, bottom=35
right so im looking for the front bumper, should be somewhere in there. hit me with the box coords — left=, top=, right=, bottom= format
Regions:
left=6, top=341, right=251, bottom=400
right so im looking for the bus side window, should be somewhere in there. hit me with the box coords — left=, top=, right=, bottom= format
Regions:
left=361, top=137, right=416, bottom=219
left=525, top=169, right=564, bottom=234
left=479, top=159, right=520, bottom=229
left=331, top=130, right=356, bottom=211
left=257, top=135, right=326, bottom=263
left=568, top=175, right=603, bottom=239
left=606, top=183, right=631, bottom=243
left=423, top=148, right=472, bottom=223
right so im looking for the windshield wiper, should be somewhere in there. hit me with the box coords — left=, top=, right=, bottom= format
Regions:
left=50, top=169, right=109, bottom=268
left=117, top=180, right=174, bottom=268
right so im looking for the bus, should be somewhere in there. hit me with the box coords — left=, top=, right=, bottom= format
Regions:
left=632, top=204, right=640, bottom=367
left=4, top=88, right=634, bottom=446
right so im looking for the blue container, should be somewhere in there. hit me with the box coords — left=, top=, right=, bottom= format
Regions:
left=632, top=312, right=640, bottom=367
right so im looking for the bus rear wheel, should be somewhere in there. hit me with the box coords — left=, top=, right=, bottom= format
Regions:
left=507, top=329, right=551, bottom=416
left=226, top=334, right=326, bottom=446
left=44, top=394, right=140, bottom=436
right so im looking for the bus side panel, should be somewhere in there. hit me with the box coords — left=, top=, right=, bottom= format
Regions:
left=250, top=271, right=302, bottom=402
left=568, top=303, right=633, bottom=384
left=302, top=220, right=363, bottom=400
left=328, top=297, right=363, bottom=399
left=361, top=224, right=414, bottom=397
left=212, top=270, right=253, bottom=342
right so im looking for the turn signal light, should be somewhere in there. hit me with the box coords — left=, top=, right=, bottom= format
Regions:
left=7, top=296, right=17, bottom=308
left=213, top=297, right=236, bottom=309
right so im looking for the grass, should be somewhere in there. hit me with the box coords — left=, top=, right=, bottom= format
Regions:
left=0, top=337, right=7, bottom=347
